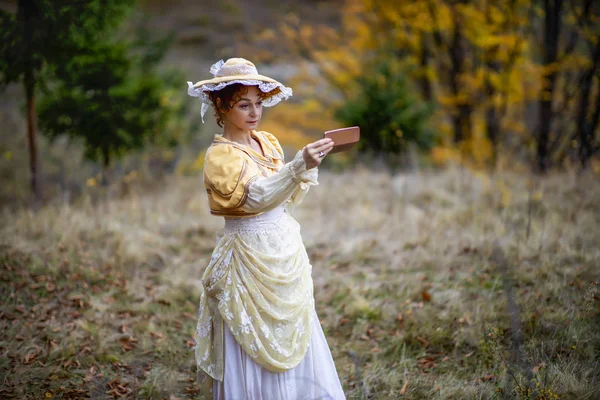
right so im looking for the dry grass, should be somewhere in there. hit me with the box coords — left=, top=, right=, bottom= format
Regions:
left=0, top=167, right=598, bottom=399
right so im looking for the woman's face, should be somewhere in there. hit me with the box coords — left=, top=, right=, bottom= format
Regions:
left=222, top=86, right=263, bottom=131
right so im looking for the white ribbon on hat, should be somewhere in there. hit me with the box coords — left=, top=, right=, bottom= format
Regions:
left=187, top=81, right=210, bottom=123
left=210, top=60, right=225, bottom=77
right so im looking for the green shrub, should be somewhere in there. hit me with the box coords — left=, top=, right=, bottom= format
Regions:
left=335, top=61, right=435, bottom=162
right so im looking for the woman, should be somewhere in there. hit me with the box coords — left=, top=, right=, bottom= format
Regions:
left=187, top=58, right=346, bottom=399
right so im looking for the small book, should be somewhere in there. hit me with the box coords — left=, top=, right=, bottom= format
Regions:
left=324, top=126, right=360, bottom=154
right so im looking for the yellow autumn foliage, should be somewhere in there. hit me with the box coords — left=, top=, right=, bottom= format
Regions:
left=258, top=0, right=599, bottom=170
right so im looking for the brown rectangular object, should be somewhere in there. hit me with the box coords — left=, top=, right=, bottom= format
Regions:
left=324, top=126, right=360, bottom=154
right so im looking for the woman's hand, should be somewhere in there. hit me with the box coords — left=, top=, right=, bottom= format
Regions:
left=302, top=138, right=334, bottom=170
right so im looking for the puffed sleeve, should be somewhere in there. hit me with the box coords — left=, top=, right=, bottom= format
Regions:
left=241, top=150, right=318, bottom=213
left=204, top=145, right=254, bottom=210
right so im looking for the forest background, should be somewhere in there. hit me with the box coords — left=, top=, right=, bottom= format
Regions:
left=0, top=0, right=598, bottom=399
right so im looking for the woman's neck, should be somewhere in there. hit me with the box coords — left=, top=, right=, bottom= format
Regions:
left=222, top=124, right=252, bottom=146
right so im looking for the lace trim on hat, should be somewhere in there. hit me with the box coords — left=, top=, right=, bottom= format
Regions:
left=187, top=80, right=293, bottom=123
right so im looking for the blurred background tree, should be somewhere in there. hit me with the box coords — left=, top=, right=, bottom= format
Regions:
left=537, top=0, right=600, bottom=170
left=270, top=0, right=599, bottom=171
left=1, top=0, right=191, bottom=196
left=0, top=0, right=135, bottom=199
left=38, top=26, right=188, bottom=177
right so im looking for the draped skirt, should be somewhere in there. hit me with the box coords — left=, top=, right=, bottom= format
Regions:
left=195, top=207, right=345, bottom=399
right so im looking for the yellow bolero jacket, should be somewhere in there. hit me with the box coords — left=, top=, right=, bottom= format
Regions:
left=203, top=130, right=286, bottom=218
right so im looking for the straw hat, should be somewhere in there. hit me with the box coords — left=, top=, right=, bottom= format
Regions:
left=187, top=58, right=293, bottom=122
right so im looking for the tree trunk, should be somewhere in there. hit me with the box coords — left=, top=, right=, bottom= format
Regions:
left=100, top=148, right=111, bottom=186
left=485, top=55, right=502, bottom=168
left=485, top=89, right=500, bottom=167
left=25, top=78, right=40, bottom=200
left=419, top=35, right=433, bottom=102
left=427, top=0, right=474, bottom=146
left=449, top=16, right=472, bottom=144
left=576, top=40, right=600, bottom=169
left=19, top=0, right=41, bottom=200
left=537, top=0, right=563, bottom=173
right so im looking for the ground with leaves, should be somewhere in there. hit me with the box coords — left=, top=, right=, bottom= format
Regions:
left=1, top=167, right=598, bottom=399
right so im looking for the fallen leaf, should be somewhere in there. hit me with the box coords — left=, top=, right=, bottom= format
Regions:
left=396, top=313, right=404, bottom=328
left=119, top=337, right=137, bottom=352
left=149, top=331, right=165, bottom=339
left=422, top=290, right=431, bottom=302
left=23, top=347, right=40, bottom=364
left=185, top=385, right=200, bottom=395
left=418, top=356, right=437, bottom=370
left=532, top=362, right=546, bottom=373
left=106, top=378, right=131, bottom=397
left=416, top=336, right=429, bottom=348
left=399, top=380, right=408, bottom=395
left=480, top=374, right=496, bottom=382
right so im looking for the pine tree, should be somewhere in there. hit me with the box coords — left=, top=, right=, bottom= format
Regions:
left=38, top=26, right=186, bottom=172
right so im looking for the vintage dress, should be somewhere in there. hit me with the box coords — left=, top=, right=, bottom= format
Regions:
left=195, top=130, right=345, bottom=399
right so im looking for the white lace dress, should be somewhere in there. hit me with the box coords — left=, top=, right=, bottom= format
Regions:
left=195, top=151, right=346, bottom=400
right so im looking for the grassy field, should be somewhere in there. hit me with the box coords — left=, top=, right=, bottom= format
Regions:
left=0, top=167, right=598, bottom=399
